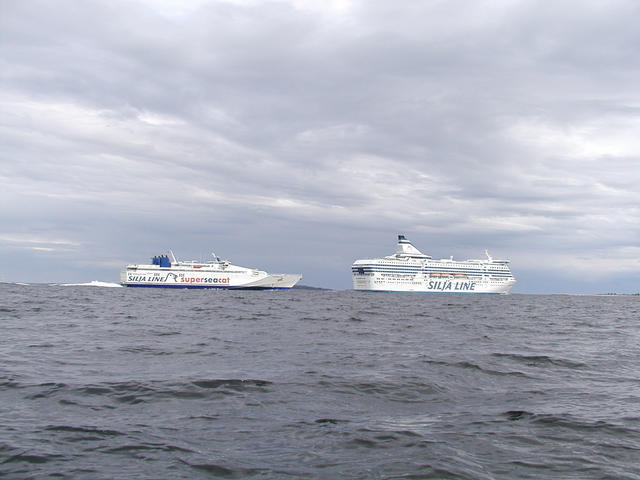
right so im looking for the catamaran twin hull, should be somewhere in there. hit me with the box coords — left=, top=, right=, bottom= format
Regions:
left=352, top=235, right=516, bottom=294
left=121, top=252, right=301, bottom=289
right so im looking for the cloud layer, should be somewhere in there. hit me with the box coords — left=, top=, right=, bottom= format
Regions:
left=1, top=0, right=639, bottom=292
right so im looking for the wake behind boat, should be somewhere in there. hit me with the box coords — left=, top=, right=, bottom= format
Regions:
left=352, top=235, right=516, bottom=294
left=121, top=250, right=301, bottom=289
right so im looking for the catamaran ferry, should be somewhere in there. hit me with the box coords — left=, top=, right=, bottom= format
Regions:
left=121, top=251, right=301, bottom=289
left=352, top=235, right=516, bottom=294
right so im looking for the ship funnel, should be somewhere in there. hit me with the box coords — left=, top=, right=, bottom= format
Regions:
left=396, top=235, right=429, bottom=258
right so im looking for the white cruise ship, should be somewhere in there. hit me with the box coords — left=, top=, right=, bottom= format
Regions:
left=352, top=235, right=516, bottom=294
left=121, top=251, right=301, bottom=289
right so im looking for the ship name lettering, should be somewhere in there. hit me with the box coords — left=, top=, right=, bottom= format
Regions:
left=454, top=282, right=476, bottom=291
left=427, top=281, right=453, bottom=290
left=181, top=277, right=230, bottom=284
left=427, top=280, right=477, bottom=291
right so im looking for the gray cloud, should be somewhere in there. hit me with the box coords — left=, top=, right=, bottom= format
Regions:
left=1, top=0, right=639, bottom=292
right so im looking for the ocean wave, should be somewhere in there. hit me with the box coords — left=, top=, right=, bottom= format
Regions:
left=101, top=442, right=195, bottom=454
left=1, top=452, right=62, bottom=465
left=504, top=410, right=640, bottom=436
left=492, top=353, right=587, bottom=369
left=422, top=359, right=533, bottom=378
left=58, top=281, right=122, bottom=288
left=44, top=425, right=125, bottom=437
left=179, top=459, right=267, bottom=477
left=317, top=378, right=446, bottom=402
left=451, top=360, right=532, bottom=377
left=14, top=378, right=274, bottom=405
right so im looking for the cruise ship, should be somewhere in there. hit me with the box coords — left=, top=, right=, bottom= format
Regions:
left=352, top=235, right=516, bottom=294
left=121, top=251, right=301, bottom=289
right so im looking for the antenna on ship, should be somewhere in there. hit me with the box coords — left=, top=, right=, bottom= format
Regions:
left=485, top=249, right=493, bottom=262
left=168, top=250, right=178, bottom=264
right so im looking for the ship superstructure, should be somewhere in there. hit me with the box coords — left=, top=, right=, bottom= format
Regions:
left=121, top=250, right=301, bottom=289
left=352, top=235, right=516, bottom=294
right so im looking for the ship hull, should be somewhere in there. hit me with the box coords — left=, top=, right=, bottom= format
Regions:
left=353, top=275, right=515, bottom=294
left=121, top=268, right=301, bottom=290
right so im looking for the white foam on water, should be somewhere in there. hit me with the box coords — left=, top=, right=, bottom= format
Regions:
left=59, top=281, right=123, bottom=288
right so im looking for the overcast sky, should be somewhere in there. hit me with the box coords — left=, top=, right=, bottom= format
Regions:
left=1, top=0, right=639, bottom=293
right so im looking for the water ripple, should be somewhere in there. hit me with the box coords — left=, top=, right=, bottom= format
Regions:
left=1, top=285, right=639, bottom=479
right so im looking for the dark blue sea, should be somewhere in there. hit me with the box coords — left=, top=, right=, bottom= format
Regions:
left=1, top=283, right=639, bottom=479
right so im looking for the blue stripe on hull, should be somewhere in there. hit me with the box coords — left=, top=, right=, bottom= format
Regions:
left=122, top=284, right=292, bottom=290
left=353, top=289, right=504, bottom=294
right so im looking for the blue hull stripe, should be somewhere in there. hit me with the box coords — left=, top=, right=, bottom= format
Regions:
left=122, top=284, right=292, bottom=290
left=353, top=289, right=503, bottom=295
